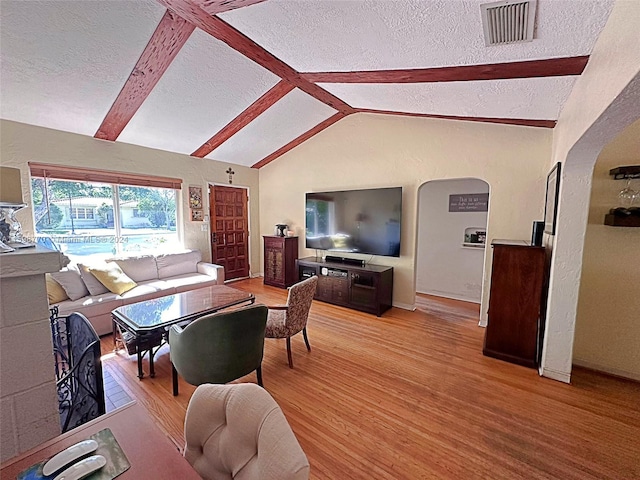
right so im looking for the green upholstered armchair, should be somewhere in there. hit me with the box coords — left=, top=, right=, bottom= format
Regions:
left=169, top=304, right=268, bottom=396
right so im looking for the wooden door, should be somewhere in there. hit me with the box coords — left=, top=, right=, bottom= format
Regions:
left=209, top=185, right=250, bottom=281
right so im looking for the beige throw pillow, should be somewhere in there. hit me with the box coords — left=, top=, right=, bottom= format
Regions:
left=50, top=268, right=90, bottom=301
left=89, top=262, right=137, bottom=295
left=77, top=263, right=110, bottom=296
left=45, top=274, right=69, bottom=304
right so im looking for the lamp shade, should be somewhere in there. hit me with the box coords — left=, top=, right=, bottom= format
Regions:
left=0, top=167, right=24, bottom=205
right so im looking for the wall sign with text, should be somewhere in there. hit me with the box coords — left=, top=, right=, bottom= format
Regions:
left=449, top=193, right=489, bottom=212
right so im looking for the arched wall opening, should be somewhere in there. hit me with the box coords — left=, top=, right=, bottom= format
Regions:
left=416, top=178, right=490, bottom=304
left=540, top=73, right=640, bottom=383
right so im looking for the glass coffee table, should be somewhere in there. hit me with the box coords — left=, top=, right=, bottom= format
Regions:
left=112, top=285, right=255, bottom=379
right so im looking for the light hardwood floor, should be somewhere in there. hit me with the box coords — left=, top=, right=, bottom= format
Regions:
left=100, top=279, right=640, bottom=479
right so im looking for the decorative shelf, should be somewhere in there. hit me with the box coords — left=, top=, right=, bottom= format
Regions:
left=462, top=242, right=485, bottom=249
left=604, top=214, right=640, bottom=227
left=609, top=165, right=640, bottom=180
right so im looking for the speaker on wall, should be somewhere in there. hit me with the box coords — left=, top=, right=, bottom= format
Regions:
left=532, top=221, right=544, bottom=246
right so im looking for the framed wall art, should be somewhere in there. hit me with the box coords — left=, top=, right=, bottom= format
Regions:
left=188, top=185, right=203, bottom=209
left=190, top=209, right=204, bottom=222
left=544, top=162, right=561, bottom=235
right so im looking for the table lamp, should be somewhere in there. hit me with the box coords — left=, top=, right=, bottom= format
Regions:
left=0, top=166, right=34, bottom=251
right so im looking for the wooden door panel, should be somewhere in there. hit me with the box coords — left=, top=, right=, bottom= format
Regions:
left=209, top=185, right=250, bottom=280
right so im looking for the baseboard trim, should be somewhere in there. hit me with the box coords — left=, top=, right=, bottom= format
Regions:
left=393, top=302, right=416, bottom=311
left=572, top=360, right=640, bottom=382
left=539, top=366, right=571, bottom=384
left=417, top=290, right=481, bottom=304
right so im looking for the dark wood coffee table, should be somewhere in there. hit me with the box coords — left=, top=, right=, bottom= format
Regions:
left=112, top=285, right=255, bottom=379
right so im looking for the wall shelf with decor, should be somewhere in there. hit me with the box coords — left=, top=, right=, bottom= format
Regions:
left=604, top=165, right=640, bottom=227
left=604, top=211, right=640, bottom=227
left=462, top=227, right=486, bottom=249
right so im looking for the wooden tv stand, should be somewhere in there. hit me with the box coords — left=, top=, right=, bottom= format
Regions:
left=296, top=257, right=393, bottom=316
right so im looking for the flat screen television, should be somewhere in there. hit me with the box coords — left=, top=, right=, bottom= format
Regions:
left=305, top=187, right=402, bottom=257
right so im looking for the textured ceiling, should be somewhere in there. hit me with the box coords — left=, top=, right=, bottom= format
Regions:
left=320, top=77, right=578, bottom=120
left=118, top=29, right=280, bottom=155
left=0, top=0, right=615, bottom=168
left=0, top=0, right=165, bottom=136
left=220, top=0, right=613, bottom=71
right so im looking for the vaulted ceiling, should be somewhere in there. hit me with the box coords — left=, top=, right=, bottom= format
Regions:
left=0, top=0, right=614, bottom=168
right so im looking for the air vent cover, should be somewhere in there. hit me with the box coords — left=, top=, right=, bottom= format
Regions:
left=481, top=0, right=537, bottom=46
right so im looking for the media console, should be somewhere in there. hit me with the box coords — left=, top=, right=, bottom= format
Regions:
left=296, top=256, right=393, bottom=316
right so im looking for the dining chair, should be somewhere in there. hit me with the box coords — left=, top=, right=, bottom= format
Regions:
left=266, top=275, right=318, bottom=368
left=169, top=304, right=267, bottom=395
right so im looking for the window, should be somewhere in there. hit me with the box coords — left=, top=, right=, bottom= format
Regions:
left=31, top=175, right=180, bottom=262
left=71, top=207, right=95, bottom=220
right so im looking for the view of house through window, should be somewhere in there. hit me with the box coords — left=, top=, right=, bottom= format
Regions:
left=31, top=178, right=179, bottom=262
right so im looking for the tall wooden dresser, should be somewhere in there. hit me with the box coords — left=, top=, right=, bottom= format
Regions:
left=263, top=236, right=299, bottom=288
left=483, top=240, right=547, bottom=368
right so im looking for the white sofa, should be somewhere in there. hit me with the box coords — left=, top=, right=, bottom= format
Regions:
left=50, top=250, right=225, bottom=336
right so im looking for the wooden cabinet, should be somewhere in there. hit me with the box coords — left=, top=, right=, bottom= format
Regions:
left=263, top=236, right=298, bottom=288
left=296, top=257, right=393, bottom=316
left=483, top=240, right=547, bottom=368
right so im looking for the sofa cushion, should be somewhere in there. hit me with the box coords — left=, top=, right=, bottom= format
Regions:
left=50, top=268, right=89, bottom=301
left=89, top=263, right=137, bottom=295
left=112, top=255, right=159, bottom=283
left=77, top=263, right=110, bottom=296
left=162, top=273, right=219, bottom=293
left=156, top=251, right=202, bottom=279
left=55, top=292, right=123, bottom=318
left=118, top=283, right=176, bottom=303
left=45, top=274, right=69, bottom=304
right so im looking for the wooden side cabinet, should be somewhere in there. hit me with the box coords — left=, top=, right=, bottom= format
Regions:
left=263, top=236, right=299, bottom=288
left=483, top=240, right=546, bottom=368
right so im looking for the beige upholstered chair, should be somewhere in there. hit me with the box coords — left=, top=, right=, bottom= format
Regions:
left=266, top=276, right=318, bottom=368
left=184, top=383, right=310, bottom=480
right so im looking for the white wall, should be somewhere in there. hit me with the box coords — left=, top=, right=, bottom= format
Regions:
left=540, top=0, right=640, bottom=383
left=0, top=120, right=262, bottom=275
left=259, top=113, right=551, bottom=317
left=416, top=178, right=489, bottom=303
left=573, top=119, right=640, bottom=380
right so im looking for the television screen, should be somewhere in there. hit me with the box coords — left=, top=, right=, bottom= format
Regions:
left=305, top=187, right=402, bottom=257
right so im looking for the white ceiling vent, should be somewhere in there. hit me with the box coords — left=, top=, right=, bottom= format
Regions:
left=481, top=0, right=537, bottom=46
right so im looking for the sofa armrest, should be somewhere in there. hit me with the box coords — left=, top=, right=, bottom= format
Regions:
left=197, top=262, right=225, bottom=284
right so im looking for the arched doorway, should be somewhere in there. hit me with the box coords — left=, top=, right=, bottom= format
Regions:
left=416, top=178, right=489, bottom=304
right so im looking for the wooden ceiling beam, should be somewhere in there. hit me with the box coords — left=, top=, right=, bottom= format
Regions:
left=95, top=10, right=195, bottom=141
left=252, top=113, right=347, bottom=168
left=156, top=0, right=352, bottom=113
left=301, top=56, right=590, bottom=84
left=354, top=109, right=556, bottom=128
left=192, top=80, right=294, bottom=158
left=194, top=0, right=267, bottom=16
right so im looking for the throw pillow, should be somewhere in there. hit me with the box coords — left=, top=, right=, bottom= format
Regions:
left=50, top=268, right=90, bottom=301
left=89, top=262, right=137, bottom=295
left=45, top=274, right=69, bottom=304
left=77, top=263, right=110, bottom=296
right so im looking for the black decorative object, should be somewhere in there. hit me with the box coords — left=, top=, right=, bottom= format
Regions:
left=276, top=224, right=288, bottom=237
left=226, top=167, right=235, bottom=184
left=50, top=309, right=105, bottom=433
left=544, top=162, right=561, bottom=235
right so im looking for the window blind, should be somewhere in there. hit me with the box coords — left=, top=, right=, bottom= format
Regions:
left=28, top=163, right=182, bottom=190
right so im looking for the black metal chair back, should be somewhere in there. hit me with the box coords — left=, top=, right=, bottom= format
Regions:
left=50, top=309, right=106, bottom=432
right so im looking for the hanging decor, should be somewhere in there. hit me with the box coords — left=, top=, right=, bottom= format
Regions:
left=226, top=168, right=235, bottom=185
left=188, top=185, right=204, bottom=222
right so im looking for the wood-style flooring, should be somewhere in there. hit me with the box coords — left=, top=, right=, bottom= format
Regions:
left=99, top=279, right=640, bottom=479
